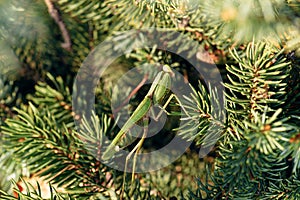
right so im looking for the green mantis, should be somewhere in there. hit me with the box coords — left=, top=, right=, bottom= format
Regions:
left=101, top=65, right=194, bottom=198
left=102, top=65, right=175, bottom=161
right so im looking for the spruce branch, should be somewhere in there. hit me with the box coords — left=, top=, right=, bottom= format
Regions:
left=0, top=179, right=68, bottom=200
left=1, top=104, right=116, bottom=198
left=1, top=0, right=300, bottom=198
left=174, top=82, right=226, bottom=148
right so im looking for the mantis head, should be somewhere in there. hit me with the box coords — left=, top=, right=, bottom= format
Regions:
left=162, top=65, right=175, bottom=77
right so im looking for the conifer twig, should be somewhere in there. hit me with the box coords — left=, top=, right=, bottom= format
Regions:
left=44, top=0, right=72, bottom=51
left=113, top=74, right=149, bottom=114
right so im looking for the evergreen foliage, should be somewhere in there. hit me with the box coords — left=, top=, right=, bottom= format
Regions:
left=0, top=0, right=299, bottom=199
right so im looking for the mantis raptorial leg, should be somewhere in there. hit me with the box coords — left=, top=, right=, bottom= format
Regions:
left=151, top=93, right=184, bottom=121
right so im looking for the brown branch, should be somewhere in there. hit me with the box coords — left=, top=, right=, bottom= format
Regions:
left=44, top=0, right=72, bottom=51
left=113, top=74, right=149, bottom=115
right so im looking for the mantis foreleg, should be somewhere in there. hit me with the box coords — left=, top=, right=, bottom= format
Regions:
left=151, top=93, right=192, bottom=122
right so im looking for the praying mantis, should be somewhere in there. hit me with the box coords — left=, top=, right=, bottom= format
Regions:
left=102, top=65, right=176, bottom=161
left=101, top=64, right=191, bottom=197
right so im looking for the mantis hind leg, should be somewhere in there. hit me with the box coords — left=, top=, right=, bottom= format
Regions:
left=121, top=117, right=149, bottom=198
